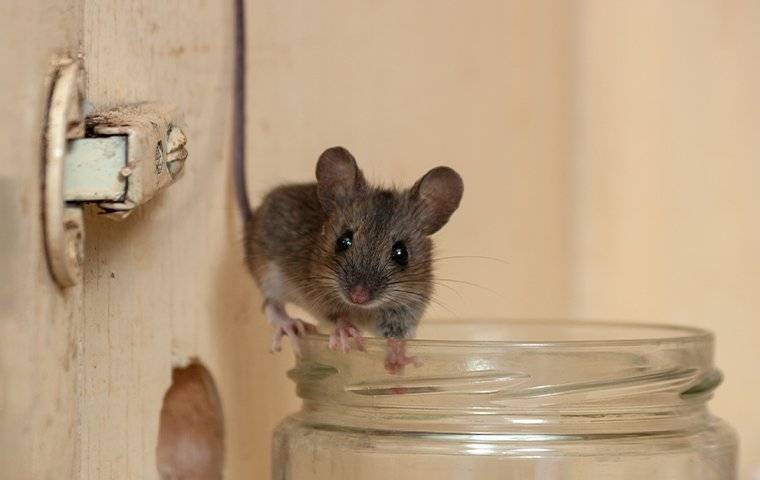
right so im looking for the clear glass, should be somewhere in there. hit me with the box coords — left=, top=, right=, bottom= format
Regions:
left=272, top=320, right=737, bottom=479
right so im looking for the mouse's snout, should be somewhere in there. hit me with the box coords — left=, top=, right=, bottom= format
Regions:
left=348, top=284, right=372, bottom=305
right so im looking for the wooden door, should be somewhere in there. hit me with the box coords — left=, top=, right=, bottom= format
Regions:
left=0, top=1, right=296, bottom=478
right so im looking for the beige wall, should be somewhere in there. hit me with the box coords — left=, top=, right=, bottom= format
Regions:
left=249, top=0, right=576, bottom=319
left=571, top=2, right=760, bottom=477
left=249, top=1, right=759, bottom=478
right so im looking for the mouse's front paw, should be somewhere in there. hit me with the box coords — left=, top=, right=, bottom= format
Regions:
left=384, top=338, right=421, bottom=374
left=271, top=318, right=317, bottom=358
left=329, top=319, right=365, bottom=353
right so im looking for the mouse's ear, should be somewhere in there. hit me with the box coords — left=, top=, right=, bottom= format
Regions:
left=409, top=166, right=464, bottom=235
left=316, top=146, right=366, bottom=211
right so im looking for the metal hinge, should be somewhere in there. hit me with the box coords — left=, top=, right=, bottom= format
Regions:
left=44, top=59, right=188, bottom=288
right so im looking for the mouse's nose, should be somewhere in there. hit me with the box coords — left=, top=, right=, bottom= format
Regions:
left=349, top=284, right=372, bottom=305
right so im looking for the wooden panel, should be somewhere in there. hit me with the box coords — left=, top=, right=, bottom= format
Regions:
left=0, top=1, right=304, bottom=479
left=81, top=1, right=296, bottom=478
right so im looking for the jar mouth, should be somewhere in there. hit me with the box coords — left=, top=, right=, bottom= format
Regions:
left=311, top=318, right=713, bottom=349
left=294, top=319, right=719, bottom=434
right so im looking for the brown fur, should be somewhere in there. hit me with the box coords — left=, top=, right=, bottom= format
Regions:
left=244, top=147, right=463, bottom=339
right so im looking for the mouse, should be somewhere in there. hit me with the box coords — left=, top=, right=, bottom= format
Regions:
left=232, top=0, right=463, bottom=373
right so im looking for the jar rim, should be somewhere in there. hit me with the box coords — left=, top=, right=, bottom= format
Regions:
left=310, top=318, right=713, bottom=348
left=296, top=319, right=719, bottom=428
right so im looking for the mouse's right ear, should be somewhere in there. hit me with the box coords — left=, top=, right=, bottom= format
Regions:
left=316, top=146, right=366, bottom=212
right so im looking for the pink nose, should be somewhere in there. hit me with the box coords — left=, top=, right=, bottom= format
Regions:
left=349, top=285, right=371, bottom=304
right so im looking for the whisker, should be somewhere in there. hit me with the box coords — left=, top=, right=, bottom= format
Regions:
left=432, top=255, right=509, bottom=265
left=434, top=277, right=501, bottom=295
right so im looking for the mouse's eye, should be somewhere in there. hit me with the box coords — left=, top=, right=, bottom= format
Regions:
left=336, top=231, right=353, bottom=253
left=391, top=241, right=408, bottom=267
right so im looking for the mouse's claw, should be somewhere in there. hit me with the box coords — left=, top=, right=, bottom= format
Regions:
left=264, top=300, right=316, bottom=358
left=329, top=319, right=365, bottom=353
left=270, top=326, right=286, bottom=353
left=270, top=318, right=316, bottom=358
left=293, top=318, right=318, bottom=337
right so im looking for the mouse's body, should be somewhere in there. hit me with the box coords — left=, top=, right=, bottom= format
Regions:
left=245, top=183, right=422, bottom=338
left=232, top=1, right=463, bottom=372
left=241, top=148, right=462, bottom=371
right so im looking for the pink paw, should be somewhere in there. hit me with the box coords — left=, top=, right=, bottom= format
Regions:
left=329, top=319, right=365, bottom=353
left=384, top=339, right=421, bottom=374
left=271, top=318, right=317, bottom=358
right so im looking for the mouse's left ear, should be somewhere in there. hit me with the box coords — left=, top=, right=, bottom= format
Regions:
left=316, top=146, right=367, bottom=212
left=409, top=166, right=464, bottom=235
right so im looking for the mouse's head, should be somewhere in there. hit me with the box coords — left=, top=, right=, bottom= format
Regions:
left=312, top=146, right=464, bottom=312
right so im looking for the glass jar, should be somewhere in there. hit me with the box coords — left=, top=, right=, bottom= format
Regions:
left=272, top=320, right=737, bottom=479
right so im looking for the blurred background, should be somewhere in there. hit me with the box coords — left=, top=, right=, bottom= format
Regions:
left=246, top=1, right=759, bottom=478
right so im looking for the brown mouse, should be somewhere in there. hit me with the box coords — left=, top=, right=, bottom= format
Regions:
left=232, top=2, right=463, bottom=372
